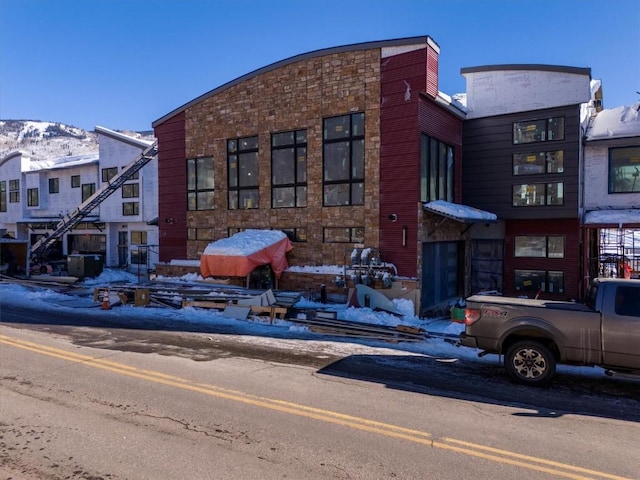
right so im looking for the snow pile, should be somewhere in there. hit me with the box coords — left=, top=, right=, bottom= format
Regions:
left=423, top=200, right=497, bottom=222
left=587, top=102, right=640, bottom=140
left=203, top=229, right=288, bottom=256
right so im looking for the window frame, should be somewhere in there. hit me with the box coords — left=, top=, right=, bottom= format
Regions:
left=512, top=182, right=564, bottom=206
left=323, top=227, right=364, bottom=243
left=271, top=129, right=307, bottom=208
left=131, top=230, right=147, bottom=245
left=228, top=137, right=259, bottom=210
left=513, top=150, right=564, bottom=176
left=323, top=113, right=365, bottom=206
left=514, top=235, right=564, bottom=258
left=420, top=134, right=455, bottom=202
left=27, top=188, right=39, bottom=207
left=9, top=179, right=19, bottom=203
left=71, top=175, right=80, bottom=188
left=608, top=146, right=640, bottom=193
left=514, top=269, right=564, bottom=294
left=513, top=117, right=565, bottom=144
left=102, top=167, right=118, bottom=183
left=187, top=157, right=215, bottom=211
left=122, top=183, right=140, bottom=199
left=48, top=177, right=60, bottom=194
left=82, top=183, right=96, bottom=202
left=0, top=181, right=6, bottom=212
left=122, top=201, right=140, bottom=216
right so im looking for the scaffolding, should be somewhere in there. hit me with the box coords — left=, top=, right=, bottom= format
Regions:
left=595, top=228, right=640, bottom=278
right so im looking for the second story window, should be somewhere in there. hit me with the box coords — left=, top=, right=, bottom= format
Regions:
left=513, top=150, right=564, bottom=175
left=123, top=202, right=139, bottom=216
left=228, top=136, right=259, bottom=209
left=512, top=182, right=564, bottom=206
left=187, top=157, right=214, bottom=211
left=102, top=167, right=118, bottom=182
left=82, top=183, right=95, bottom=202
left=514, top=235, right=564, bottom=258
left=49, top=178, right=59, bottom=194
left=71, top=175, right=80, bottom=188
left=513, top=117, right=564, bottom=144
left=9, top=179, right=19, bottom=203
left=27, top=188, right=39, bottom=207
left=323, top=113, right=365, bottom=206
left=421, top=134, right=454, bottom=202
left=271, top=130, right=307, bottom=208
left=122, top=183, right=139, bottom=198
left=609, top=146, right=640, bottom=193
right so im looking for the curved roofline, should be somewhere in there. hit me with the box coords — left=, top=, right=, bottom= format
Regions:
left=460, top=64, right=591, bottom=77
left=152, top=35, right=437, bottom=128
left=0, top=150, right=24, bottom=168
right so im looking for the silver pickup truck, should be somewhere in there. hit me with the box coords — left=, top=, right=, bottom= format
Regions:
left=459, top=278, right=640, bottom=385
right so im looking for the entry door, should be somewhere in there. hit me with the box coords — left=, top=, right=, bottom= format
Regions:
left=471, top=239, right=504, bottom=294
left=422, top=241, right=463, bottom=312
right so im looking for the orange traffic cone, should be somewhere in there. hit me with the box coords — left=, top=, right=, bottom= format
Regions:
left=101, top=288, right=111, bottom=310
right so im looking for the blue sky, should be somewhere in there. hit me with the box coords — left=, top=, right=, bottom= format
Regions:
left=1, top=0, right=638, bottom=132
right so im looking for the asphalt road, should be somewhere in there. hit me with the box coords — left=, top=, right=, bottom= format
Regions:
left=1, top=303, right=639, bottom=479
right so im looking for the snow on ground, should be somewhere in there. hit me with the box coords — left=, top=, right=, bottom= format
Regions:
left=0, top=269, right=611, bottom=378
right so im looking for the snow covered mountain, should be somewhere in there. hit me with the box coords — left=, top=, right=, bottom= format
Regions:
left=0, top=120, right=153, bottom=161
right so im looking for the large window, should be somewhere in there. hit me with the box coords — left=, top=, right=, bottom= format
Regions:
left=609, top=146, right=640, bottom=193
left=9, top=179, right=19, bottom=203
left=323, top=227, right=364, bottom=243
left=49, top=178, right=59, bottom=194
left=281, top=228, right=307, bottom=243
left=323, top=113, right=365, bottom=206
left=228, top=137, right=259, bottom=209
left=187, top=157, right=215, bottom=210
left=513, top=117, right=564, bottom=144
left=102, top=167, right=118, bottom=182
left=131, top=231, right=147, bottom=245
left=514, top=236, right=564, bottom=258
left=122, top=183, right=139, bottom=198
left=271, top=130, right=307, bottom=208
left=27, top=188, right=39, bottom=207
left=82, top=183, right=95, bottom=202
left=513, top=150, right=564, bottom=175
left=420, top=134, right=454, bottom=202
left=187, top=228, right=215, bottom=241
left=515, top=270, right=564, bottom=294
left=71, top=175, right=80, bottom=188
left=0, top=181, right=6, bottom=212
left=512, top=182, right=563, bottom=206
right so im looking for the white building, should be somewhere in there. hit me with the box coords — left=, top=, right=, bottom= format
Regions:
left=583, top=102, right=640, bottom=277
left=0, top=126, right=158, bottom=276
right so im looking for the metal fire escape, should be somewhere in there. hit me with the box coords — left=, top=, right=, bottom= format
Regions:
left=30, top=142, right=158, bottom=260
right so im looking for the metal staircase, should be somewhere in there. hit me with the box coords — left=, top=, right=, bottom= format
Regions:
left=30, top=142, right=158, bottom=259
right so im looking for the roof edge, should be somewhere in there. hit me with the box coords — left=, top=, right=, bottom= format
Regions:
left=153, top=36, right=435, bottom=128
left=461, top=64, right=591, bottom=77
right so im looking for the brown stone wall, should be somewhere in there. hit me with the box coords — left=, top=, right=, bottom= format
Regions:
left=183, top=49, right=381, bottom=267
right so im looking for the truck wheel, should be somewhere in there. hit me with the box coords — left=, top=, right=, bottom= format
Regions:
left=505, top=341, right=556, bottom=386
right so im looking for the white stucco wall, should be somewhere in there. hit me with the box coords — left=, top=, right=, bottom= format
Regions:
left=463, top=68, right=592, bottom=119
left=584, top=143, right=640, bottom=209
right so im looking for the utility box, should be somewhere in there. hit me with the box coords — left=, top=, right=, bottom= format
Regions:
left=67, top=254, right=104, bottom=279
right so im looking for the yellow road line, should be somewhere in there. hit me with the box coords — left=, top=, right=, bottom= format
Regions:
left=0, top=334, right=632, bottom=480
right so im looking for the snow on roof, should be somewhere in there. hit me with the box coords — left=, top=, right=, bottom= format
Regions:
left=423, top=200, right=497, bottom=223
left=584, top=209, right=640, bottom=226
left=203, top=229, right=288, bottom=256
left=25, top=152, right=99, bottom=172
left=586, top=102, right=640, bottom=140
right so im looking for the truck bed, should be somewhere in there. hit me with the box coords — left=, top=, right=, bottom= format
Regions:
left=466, top=295, right=594, bottom=312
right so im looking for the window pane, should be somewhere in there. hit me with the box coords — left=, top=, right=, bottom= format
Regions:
left=351, top=227, right=365, bottom=243
left=71, top=176, right=80, bottom=188
left=324, top=227, right=351, bottom=243
left=352, top=139, right=364, bottom=178
left=239, top=189, right=259, bottom=209
left=351, top=113, right=365, bottom=137
left=187, top=159, right=196, bottom=190
left=238, top=152, right=258, bottom=187
left=548, top=117, right=564, bottom=141
left=240, top=136, right=258, bottom=150
left=446, top=146, right=454, bottom=202
left=429, top=138, right=438, bottom=201
left=197, top=158, right=214, bottom=189
left=609, top=146, right=640, bottom=193
left=296, top=186, right=307, bottom=207
left=324, top=183, right=350, bottom=206
left=513, top=120, right=546, bottom=144
left=295, top=130, right=307, bottom=144
left=547, top=182, right=563, bottom=205
left=548, top=236, right=565, bottom=258
left=197, top=191, right=214, bottom=210
left=187, top=192, right=197, bottom=211
left=513, top=184, right=545, bottom=206
left=324, top=115, right=351, bottom=140
left=296, top=147, right=307, bottom=182
left=228, top=191, right=238, bottom=210
left=272, top=131, right=294, bottom=147
left=324, top=142, right=350, bottom=181
left=515, top=269, right=545, bottom=292
left=351, top=182, right=364, bottom=205
left=513, top=153, right=546, bottom=175
left=514, top=236, right=546, bottom=257
left=547, top=150, right=564, bottom=173
left=547, top=271, right=564, bottom=294
left=228, top=155, right=238, bottom=187
left=272, top=148, right=295, bottom=184
left=273, top=187, right=295, bottom=208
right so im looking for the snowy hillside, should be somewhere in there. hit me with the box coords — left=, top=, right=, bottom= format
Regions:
left=0, top=120, right=153, bottom=161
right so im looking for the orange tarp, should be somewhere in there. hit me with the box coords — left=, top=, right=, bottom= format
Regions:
left=200, top=231, right=293, bottom=279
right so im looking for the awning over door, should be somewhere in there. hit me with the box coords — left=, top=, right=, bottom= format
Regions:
left=584, top=209, right=640, bottom=227
left=423, top=200, right=497, bottom=223
left=200, top=229, right=293, bottom=279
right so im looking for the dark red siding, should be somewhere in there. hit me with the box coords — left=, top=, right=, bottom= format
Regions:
left=504, top=219, right=581, bottom=301
left=379, top=47, right=426, bottom=277
left=154, top=111, right=187, bottom=262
